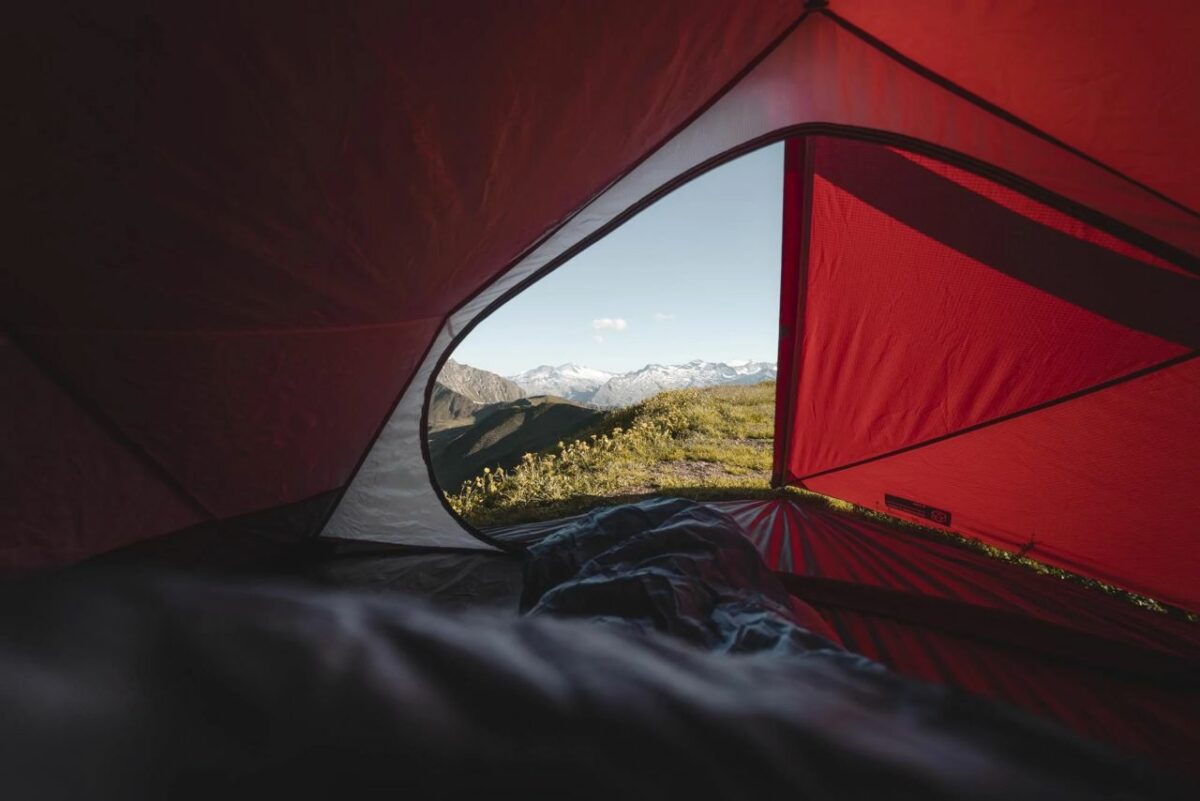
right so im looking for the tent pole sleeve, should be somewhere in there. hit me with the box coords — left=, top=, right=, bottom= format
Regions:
left=772, top=137, right=815, bottom=487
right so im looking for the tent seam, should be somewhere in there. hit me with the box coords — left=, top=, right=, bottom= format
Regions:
left=794, top=350, right=1200, bottom=482
left=819, top=8, right=1200, bottom=221
left=2, top=326, right=218, bottom=521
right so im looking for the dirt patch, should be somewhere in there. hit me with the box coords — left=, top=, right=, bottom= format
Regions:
left=646, top=460, right=770, bottom=485
left=611, top=462, right=743, bottom=496
left=657, top=460, right=730, bottom=481
left=727, top=438, right=773, bottom=449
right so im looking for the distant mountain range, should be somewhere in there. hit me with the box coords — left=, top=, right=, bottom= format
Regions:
left=428, top=395, right=601, bottom=491
left=509, top=359, right=776, bottom=407
left=427, top=358, right=776, bottom=491
left=506, top=363, right=615, bottom=403
left=429, top=360, right=601, bottom=491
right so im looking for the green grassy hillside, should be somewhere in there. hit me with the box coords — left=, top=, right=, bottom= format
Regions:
left=429, top=384, right=484, bottom=428
left=431, top=395, right=601, bottom=492
left=447, top=382, right=777, bottom=526
left=444, top=380, right=1190, bottom=619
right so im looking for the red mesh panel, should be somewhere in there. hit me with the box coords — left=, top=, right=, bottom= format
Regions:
left=805, top=360, right=1200, bottom=611
left=775, top=136, right=1199, bottom=610
left=784, top=139, right=1189, bottom=478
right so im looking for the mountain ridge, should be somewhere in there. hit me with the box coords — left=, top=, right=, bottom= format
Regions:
left=509, top=359, right=776, bottom=407
left=438, top=359, right=526, bottom=405
left=427, top=391, right=601, bottom=491
left=507, top=363, right=615, bottom=404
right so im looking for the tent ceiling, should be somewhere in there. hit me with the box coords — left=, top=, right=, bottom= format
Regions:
left=5, top=3, right=1198, bottom=596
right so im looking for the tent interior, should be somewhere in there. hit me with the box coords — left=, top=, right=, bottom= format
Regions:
left=4, top=1, right=1199, bottom=796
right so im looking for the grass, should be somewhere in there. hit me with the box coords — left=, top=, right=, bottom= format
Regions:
left=444, top=380, right=1196, bottom=621
left=446, top=382, right=776, bottom=525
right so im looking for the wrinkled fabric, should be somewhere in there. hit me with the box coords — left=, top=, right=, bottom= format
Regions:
left=522, top=498, right=843, bottom=653
left=501, top=498, right=1200, bottom=777
left=309, top=550, right=524, bottom=611
left=12, top=3, right=1199, bottom=567
left=0, top=568, right=1189, bottom=800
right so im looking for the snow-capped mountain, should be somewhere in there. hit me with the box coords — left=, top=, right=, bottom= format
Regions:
left=507, top=363, right=616, bottom=403
left=509, top=360, right=775, bottom=407
left=589, top=360, right=776, bottom=407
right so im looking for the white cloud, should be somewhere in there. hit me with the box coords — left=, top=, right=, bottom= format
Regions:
left=592, top=317, right=627, bottom=332
left=653, top=312, right=675, bottom=322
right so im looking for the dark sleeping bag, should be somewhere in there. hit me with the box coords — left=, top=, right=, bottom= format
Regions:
left=521, top=498, right=846, bottom=652
left=0, top=499, right=1189, bottom=799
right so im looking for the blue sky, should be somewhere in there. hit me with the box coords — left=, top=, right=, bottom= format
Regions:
left=453, top=142, right=784, bottom=376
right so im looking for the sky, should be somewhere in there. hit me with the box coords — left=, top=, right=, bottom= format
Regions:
left=453, top=142, right=784, bottom=376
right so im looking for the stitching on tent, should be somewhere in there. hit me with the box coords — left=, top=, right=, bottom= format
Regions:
left=793, top=350, right=1200, bottom=483
left=819, top=7, right=1200, bottom=221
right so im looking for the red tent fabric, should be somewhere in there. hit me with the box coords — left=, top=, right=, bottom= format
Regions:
left=5, top=2, right=1198, bottom=615
left=6, top=1, right=798, bottom=570
left=324, top=3, right=1199, bottom=550
left=7, top=1, right=1200, bottom=778
left=774, top=136, right=1200, bottom=610
left=835, top=0, right=1200, bottom=214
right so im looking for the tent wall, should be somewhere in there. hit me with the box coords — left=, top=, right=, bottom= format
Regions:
left=326, top=9, right=1197, bottom=550
left=773, top=136, right=1200, bottom=610
left=5, top=3, right=1198, bottom=569
left=0, top=336, right=206, bottom=572
left=6, top=1, right=800, bottom=567
left=835, top=0, right=1200, bottom=214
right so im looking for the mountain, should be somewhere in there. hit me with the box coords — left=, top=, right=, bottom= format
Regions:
left=428, top=360, right=601, bottom=490
left=445, top=380, right=777, bottom=528
left=592, top=360, right=775, bottom=407
left=428, top=358, right=774, bottom=492
left=511, top=360, right=775, bottom=408
left=507, top=363, right=615, bottom=404
left=429, top=396, right=602, bottom=492
left=429, top=384, right=486, bottom=429
left=436, top=359, right=525, bottom=404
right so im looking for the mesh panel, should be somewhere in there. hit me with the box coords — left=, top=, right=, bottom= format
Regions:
left=777, top=136, right=1199, bottom=609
